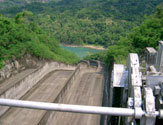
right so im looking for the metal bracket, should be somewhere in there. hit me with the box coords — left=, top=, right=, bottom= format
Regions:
left=135, top=107, right=144, bottom=119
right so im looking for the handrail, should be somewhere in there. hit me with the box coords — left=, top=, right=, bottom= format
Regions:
left=0, top=98, right=162, bottom=118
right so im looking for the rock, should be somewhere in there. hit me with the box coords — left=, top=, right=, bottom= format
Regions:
left=6, top=72, right=11, bottom=78
left=31, top=60, right=37, bottom=66
left=14, top=60, right=20, bottom=69
left=25, top=59, right=30, bottom=65
left=4, top=65, right=9, bottom=72
left=21, top=67, right=25, bottom=70
left=0, top=71, right=5, bottom=79
left=13, top=70, right=18, bottom=74
left=26, top=54, right=31, bottom=59
left=5, top=60, right=10, bottom=64
left=11, top=61, right=15, bottom=68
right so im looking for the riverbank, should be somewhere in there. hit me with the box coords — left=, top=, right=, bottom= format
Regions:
left=61, top=44, right=106, bottom=50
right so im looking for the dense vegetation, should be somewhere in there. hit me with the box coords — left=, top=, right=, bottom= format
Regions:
left=0, top=0, right=163, bottom=66
left=0, top=11, right=79, bottom=68
left=104, top=4, right=163, bottom=64
left=0, top=0, right=59, bottom=8
left=0, top=0, right=162, bottom=47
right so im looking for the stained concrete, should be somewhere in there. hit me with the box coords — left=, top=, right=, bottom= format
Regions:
left=0, top=62, right=76, bottom=117
left=0, top=70, right=74, bottom=125
left=44, top=65, right=104, bottom=125
left=0, top=62, right=105, bottom=125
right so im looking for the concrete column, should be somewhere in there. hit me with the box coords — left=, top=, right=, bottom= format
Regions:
left=145, top=47, right=157, bottom=68
left=126, top=53, right=143, bottom=124
left=141, top=87, right=156, bottom=125
left=156, top=41, right=163, bottom=72
left=127, top=53, right=142, bottom=96
left=112, top=64, right=127, bottom=87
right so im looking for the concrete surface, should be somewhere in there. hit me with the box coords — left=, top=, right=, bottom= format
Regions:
left=44, top=66, right=104, bottom=125
left=0, top=70, right=73, bottom=125
left=0, top=62, right=76, bottom=117
left=112, top=64, right=128, bottom=87
left=0, top=62, right=105, bottom=125
left=0, top=69, right=36, bottom=95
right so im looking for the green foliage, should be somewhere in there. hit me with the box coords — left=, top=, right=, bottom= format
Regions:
left=105, top=4, right=163, bottom=64
left=105, top=44, right=130, bottom=64
left=0, top=60, right=3, bottom=69
left=0, top=13, right=79, bottom=67
left=84, top=51, right=106, bottom=61
left=0, top=0, right=162, bottom=47
left=15, top=11, right=33, bottom=23
left=0, top=0, right=163, bottom=65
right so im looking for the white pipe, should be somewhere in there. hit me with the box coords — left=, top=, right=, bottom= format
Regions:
left=0, top=98, right=135, bottom=116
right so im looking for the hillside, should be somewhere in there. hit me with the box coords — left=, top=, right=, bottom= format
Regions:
left=105, top=4, right=163, bottom=64
left=84, top=4, right=163, bottom=64
left=0, top=0, right=162, bottom=47
left=0, top=0, right=62, bottom=9
left=0, top=11, right=78, bottom=68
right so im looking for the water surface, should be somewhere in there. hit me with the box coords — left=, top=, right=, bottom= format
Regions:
left=61, top=45, right=101, bottom=59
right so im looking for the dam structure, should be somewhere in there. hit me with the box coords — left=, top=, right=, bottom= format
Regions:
left=0, top=42, right=163, bottom=125
left=0, top=60, right=105, bottom=125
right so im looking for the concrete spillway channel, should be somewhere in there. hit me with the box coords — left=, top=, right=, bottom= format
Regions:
left=0, top=61, right=105, bottom=125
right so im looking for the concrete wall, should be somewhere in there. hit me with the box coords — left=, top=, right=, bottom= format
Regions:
left=0, top=54, right=40, bottom=82
left=0, top=62, right=76, bottom=117
left=38, top=61, right=98, bottom=125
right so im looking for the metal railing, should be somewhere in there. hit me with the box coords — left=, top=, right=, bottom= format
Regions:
left=0, top=98, right=162, bottom=119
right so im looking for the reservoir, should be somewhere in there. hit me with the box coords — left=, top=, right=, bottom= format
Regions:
left=61, top=45, right=101, bottom=59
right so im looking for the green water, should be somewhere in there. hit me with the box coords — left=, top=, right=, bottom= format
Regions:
left=61, top=45, right=101, bottom=59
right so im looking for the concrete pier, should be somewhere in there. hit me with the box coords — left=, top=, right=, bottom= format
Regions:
left=156, top=41, right=163, bottom=72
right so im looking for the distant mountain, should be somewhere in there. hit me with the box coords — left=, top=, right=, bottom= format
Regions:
left=0, top=0, right=61, bottom=8
left=0, top=0, right=52, bottom=3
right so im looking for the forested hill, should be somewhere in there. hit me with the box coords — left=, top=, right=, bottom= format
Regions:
left=0, top=12, right=78, bottom=68
left=0, top=0, right=162, bottom=47
left=0, top=0, right=60, bottom=8
left=104, top=4, right=163, bottom=64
